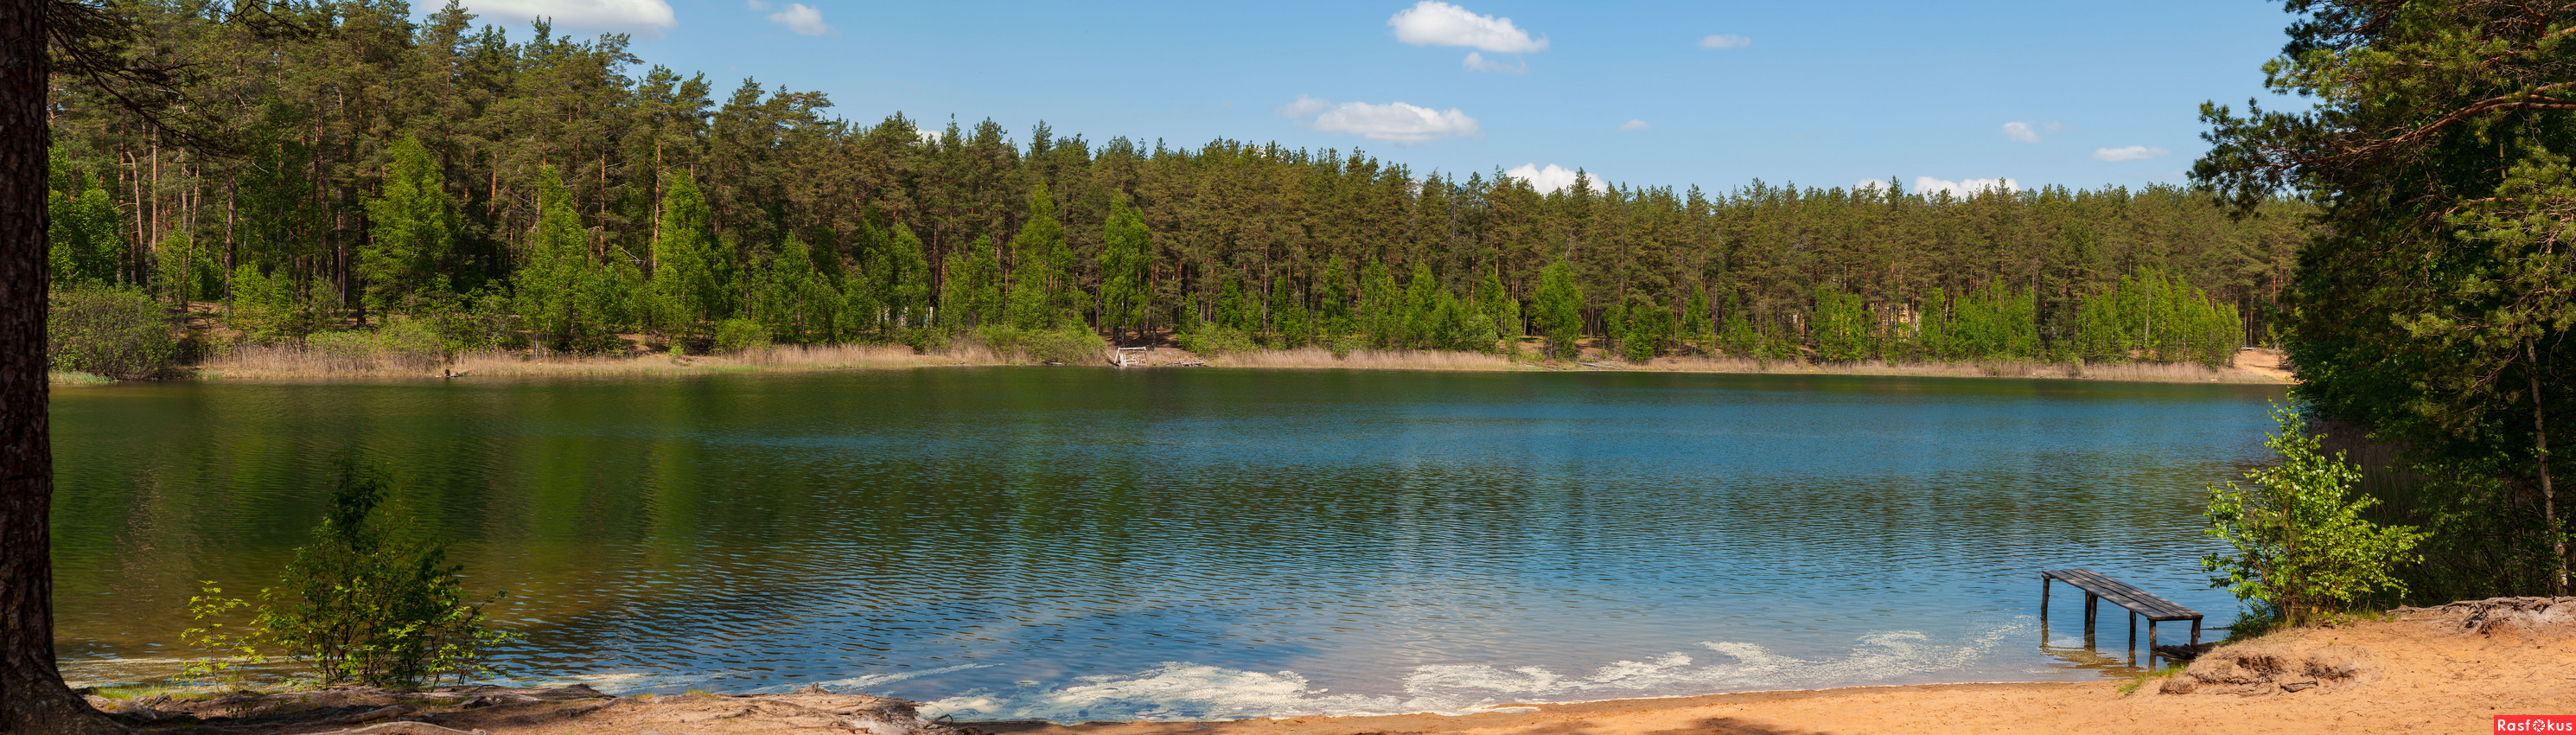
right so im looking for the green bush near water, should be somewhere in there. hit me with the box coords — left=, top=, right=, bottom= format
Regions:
left=182, top=461, right=513, bottom=688
left=48, top=285, right=181, bottom=380
left=2203, top=408, right=2428, bottom=625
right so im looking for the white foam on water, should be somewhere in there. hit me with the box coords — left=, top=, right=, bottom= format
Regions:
left=743, top=663, right=994, bottom=694
left=925, top=623, right=2034, bottom=724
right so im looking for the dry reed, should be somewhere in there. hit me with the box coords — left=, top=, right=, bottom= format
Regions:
left=196, top=342, right=1011, bottom=381
left=1206, top=347, right=1517, bottom=371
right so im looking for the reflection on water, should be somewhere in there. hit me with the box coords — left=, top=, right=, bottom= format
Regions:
left=52, top=368, right=2281, bottom=720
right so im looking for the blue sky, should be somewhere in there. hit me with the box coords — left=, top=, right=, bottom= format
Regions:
left=449, top=0, right=2299, bottom=195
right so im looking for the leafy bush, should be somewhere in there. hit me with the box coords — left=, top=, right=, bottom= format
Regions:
left=49, top=285, right=179, bottom=379
left=183, top=460, right=512, bottom=688
left=1176, top=325, right=1258, bottom=356
left=2204, top=407, right=2429, bottom=624
left=981, top=323, right=1110, bottom=364
left=713, top=317, right=771, bottom=354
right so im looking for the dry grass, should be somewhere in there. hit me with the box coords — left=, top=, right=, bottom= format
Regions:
left=181, top=336, right=2290, bottom=386
left=1622, top=356, right=2289, bottom=384
left=1207, top=347, right=1519, bottom=371
left=197, top=342, right=1011, bottom=381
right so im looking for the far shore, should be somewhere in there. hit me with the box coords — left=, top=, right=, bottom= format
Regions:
left=54, top=341, right=2296, bottom=387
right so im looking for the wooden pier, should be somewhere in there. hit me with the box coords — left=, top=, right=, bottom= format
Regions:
left=2040, top=568, right=2203, bottom=661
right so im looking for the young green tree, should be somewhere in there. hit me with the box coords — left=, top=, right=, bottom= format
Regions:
left=1007, top=183, right=1070, bottom=329
left=1532, top=259, right=1584, bottom=359
left=649, top=171, right=726, bottom=335
left=1098, top=199, right=1152, bottom=341
left=360, top=137, right=458, bottom=314
left=2205, top=409, right=2428, bottom=625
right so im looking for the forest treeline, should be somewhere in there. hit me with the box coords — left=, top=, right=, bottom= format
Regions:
left=46, top=0, right=2308, bottom=370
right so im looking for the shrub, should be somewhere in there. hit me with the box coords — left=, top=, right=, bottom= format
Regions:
left=182, top=460, right=513, bottom=688
left=2203, top=407, right=2429, bottom=625
left=713, top=317, right=771, bottom=354
left=1176, top=325, right=1258, bottom=356
left=49, top=285, right=179, bottom=379
left=979, top=323, right=1110, bottom=364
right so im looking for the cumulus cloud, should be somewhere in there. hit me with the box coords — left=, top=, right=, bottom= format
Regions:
left=463, top=0, right=673, bottom=29
left=763, top=3, right=827, bottom=35
left=1914, top=176, right=2018, bottom=199
left=2093, top=145, right=2171, bottom=162
left=1505, top=163, right=1584, bottom=194
left=1698, top=34, right=1751, bottom=49
left=1619, top=118, right=1650, bottom=132
left=1281, top=97, right=1481, bottom=144
left=1462, top=51, right=1525, bottom=74
left=1389, top=1, right=1549, bottom=53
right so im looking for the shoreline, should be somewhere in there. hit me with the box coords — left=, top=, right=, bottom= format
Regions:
left=87, top=598, right=2576, bottom=733
left=56, top=343, right=2296, bottom=387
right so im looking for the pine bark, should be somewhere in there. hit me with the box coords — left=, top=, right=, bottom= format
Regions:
left=1, top=0, right=128, bottom=731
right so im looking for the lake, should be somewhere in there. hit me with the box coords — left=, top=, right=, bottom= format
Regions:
left=51, top=368, right=2285, bottom=722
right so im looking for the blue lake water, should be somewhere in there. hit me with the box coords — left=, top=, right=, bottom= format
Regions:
left=49, top=368, right=2285, bottom=721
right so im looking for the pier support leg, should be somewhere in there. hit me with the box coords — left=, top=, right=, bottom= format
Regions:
left=2127, top=610, right=2136, bottom=652
left=2148, top=621, right=2159, bottom=664
left=2190, top=618, right=2202, bottom=647
left=2040, top=577, right=2050, bottom=621
left=2082, top=594, right=2096, bottom=634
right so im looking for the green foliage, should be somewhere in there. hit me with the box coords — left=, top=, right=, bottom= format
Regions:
left=1810, top=286, right=1873, bottom=362
left=517, top=168, right=641, bottom=351
left=46, top=165, right=122, bottom=288
left=1532, top=260, right=1584, bottom=359
left=940, top=236, right=1005, bottom=329
left=2073, top=270, right=2241, bottom=367
left=1176, top=325, right=1259, bottom=356
left=360, top=137, right=460, bottom=314
left=649, top=172, right=729, bottom=334
left=981, top=323, right=1110, bottom=364
left=226, top=264, right=312, bottom=342
left=713, top=317, right=772, bottom=354
left=2193, top=0, right=2576, bottom=596
left=1098, top=199, right=1151, bottom=340
left=1008, top=184, right=1075, bottom=330
left=223, top=460, right=513, bottom=688
left=2204, top=409, right=2428, bottom=625
left=48, top=285, right=178, bottom=380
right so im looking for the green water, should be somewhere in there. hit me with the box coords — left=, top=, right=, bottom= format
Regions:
left=52, top=368, right=2285, bottom=721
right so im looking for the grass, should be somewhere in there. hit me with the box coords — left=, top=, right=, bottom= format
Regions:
left=194, top=342, right=1010, bottom=380
left=48, top=370, right=112, bottom=386
left=2115, top=665, right=2186, bottom=696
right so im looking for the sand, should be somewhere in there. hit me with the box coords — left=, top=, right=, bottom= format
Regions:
left=93, top=598, right=2573, bottom=734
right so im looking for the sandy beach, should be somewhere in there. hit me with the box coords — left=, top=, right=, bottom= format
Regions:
left=91, top=598, right=2572, bottom=734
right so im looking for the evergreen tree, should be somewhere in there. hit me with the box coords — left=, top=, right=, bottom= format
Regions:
left=359, top=137, right=458, bottom=314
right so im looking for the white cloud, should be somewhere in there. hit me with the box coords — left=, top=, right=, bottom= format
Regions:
left=2093, top=145, right=2171, bottom=162
left=1914, top=176, right=2018, bottom=199
left=1462, top=51, right=1525, bottom=74
left=1389, top=1, right=1548, bottom=53
left=1999, top=120, right=2063, bottom=144
left=1505, top=163, right=1584, bottom=194
left=1619, top=118, right=1650, bottom=132
left=1275, top=95, right=1331, bottom=118
left=462, top=0, right=674, bottom=29
left=1282, top=98, right=1482, bottom=144
left=1698, top=34, right=1750, bottom=49
left=743, top=0, right=765, bottom=8
left=762, top=3, right=826, bottom=34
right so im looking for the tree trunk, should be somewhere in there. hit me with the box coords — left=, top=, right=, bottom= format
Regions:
left=2532, top=339, right=2565, bottom=596
left=0, top=0, right=131, bottom=732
